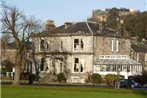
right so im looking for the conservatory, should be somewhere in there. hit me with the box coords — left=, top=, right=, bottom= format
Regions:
left=94, top=55, right=142, bottom=79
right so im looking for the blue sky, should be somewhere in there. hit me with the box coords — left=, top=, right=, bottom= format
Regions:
left=2, top=0, right=147, bottom=26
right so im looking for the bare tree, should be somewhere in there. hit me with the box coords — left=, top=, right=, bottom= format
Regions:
left=1, top=3, right=42, bottom=85
left=1, top=33, right=11, bottom=50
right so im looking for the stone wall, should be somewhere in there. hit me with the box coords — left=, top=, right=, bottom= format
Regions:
left=32, top=35, right=94, bottom=83
left=94, top=36, right=131, bottom=55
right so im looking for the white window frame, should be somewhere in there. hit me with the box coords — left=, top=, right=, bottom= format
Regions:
left=111, top=39, right=119, bottom=53
left=74, top=39, right=79, bottom=51
left=111, top=40, right=114, bottom=52
left=59, top=41, right=63, bottom=52
left=94, top=65, right=100, bottom=73
left=137, top=53, right=139, bottom=62
left=145, top=54, right=147, bottom=61
left=46, top=58, right=50, bottom=73
left=73, top=58, right=84, bottom=73
left=80, top=59, right=84, bottom=72
left=38, top=39, right=40, bottom=52
left=60, top=60, right=63, bottom=73
left=40, top=39, right=45, bottom=51
left=116, top=40, right=119, bottom=52
left=73, top=38, right=84, bottom=51
left=80, top=39, right=84, bottom=50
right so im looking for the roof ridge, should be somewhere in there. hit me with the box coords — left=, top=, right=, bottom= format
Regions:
left=86, top=21, right=99, bottom=24
left=85, top=21, right=94, bottom=35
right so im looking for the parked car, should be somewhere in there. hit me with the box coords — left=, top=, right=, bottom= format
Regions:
left=120, top=79, right=142, bottom=88
left=131, top=80, right=142, bottom=88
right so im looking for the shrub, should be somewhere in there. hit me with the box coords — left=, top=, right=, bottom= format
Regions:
left=57, top=73, right=66, bottom=83
left=90, top=74, right=102, bottom=84
left=1, top=66, right=12, bottom=73
left=34, top=74, right=40, bottom=81
left=132, top=71, right=147, bottom=85
left=20, top=72, right=29, bottom=80
left=105, top=74, right=119, bottom=87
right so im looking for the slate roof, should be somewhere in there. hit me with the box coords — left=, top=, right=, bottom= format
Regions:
left=131, top=42, right=147, bottom=52
left=63, top=22, right=99, bottom=34
left=32, top=21, right=116, bottom=37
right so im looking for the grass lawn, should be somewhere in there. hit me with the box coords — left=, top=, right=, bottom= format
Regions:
left=1, top=85, right=147, bottom=98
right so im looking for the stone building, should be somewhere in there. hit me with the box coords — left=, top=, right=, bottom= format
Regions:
left=131, top=41, right=147, bottom=71
left=32, top=21, right=141, bottom=83
left=94, top=36, right=142, bottom=79
left=0, top=42, right=32, bottom=78
left=89, top=8, right=133, bottom=23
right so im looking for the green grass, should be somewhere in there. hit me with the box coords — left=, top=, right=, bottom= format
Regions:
left=1, top=85, right=147, bottom=98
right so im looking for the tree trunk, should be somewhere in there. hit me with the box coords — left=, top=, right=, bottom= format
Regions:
left=13, top=53, right=22, bottom=85
left=13, top=64, right=21, bottom=85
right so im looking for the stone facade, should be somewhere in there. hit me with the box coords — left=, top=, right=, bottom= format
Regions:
left=93, top=36, right=142, bottom=79
left=0, top=42, right=32, bottom=78
left=94, top=36, right=131, bottom=56
left=32, top=22, right=142, bottom=83
left=32, top=35, right=142, bottom=83
left=131, top=42, right=147, bottom=71
left=32, top=35, right=94, bottom=83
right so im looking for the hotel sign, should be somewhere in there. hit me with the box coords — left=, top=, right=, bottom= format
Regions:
left=99, top=55, right=129, bottom=59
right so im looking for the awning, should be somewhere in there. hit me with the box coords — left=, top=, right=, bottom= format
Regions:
left=95, top=58, right=141, bottom=65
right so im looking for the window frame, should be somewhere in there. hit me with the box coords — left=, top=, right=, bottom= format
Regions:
left=40, top=39, right=45, bottom=51
left=145, top=54, right=147, bottom=61
left=73, top=38, right=84, bottom=51
left=60, top=41, right=63, bottom=52
left=73, top=58, right=84, bottom=73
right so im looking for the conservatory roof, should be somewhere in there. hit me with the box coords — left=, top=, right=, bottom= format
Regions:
left=95, top=58, right=140, bottom=65
left=95, top=55, right=141, bottom=65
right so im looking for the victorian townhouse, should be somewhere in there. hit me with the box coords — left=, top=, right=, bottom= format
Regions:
left=31, top=21, right=142, bottom=83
